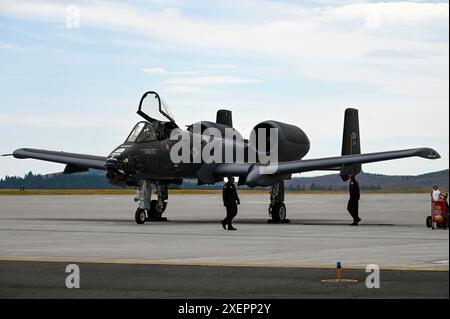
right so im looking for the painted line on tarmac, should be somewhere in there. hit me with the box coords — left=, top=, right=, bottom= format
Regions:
left=432, top=260, right=449, bottom=264
left=0, top=257, right=448, bottom=272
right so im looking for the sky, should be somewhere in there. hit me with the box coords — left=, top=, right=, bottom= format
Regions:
left=0, top=0, right=448, bottom=178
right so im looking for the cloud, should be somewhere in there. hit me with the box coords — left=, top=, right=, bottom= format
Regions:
left=161, top=75, right=263, bottom=93
left=0, top=113, right=134, bottom=128
left=199, top=63, right=237, bottom=69
left=0, top=0, right=447, bottom=97
left=0, top=0, right=448, bottom=177
left=140, top=66, right=259, bottom=91
left=163, top=75, right=263, bottom=86
left=164, top=85, right=206, bottom=93
left=141, top=67, right=168, bottom=75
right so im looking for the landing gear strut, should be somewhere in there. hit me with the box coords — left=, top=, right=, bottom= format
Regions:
left=268, top=181, right=289, bottom=223
left=134, top=180, right=168, bottom=224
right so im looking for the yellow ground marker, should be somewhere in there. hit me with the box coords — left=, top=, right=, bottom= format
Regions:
left=321, top=279, right=359, bottom=284
left=321, top=262, right=359, bottom=284
left=0, top=257, right=447, bottom=272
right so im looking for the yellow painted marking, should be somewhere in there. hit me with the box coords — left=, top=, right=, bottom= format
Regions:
left=321, top=279, right=359, bottom=284
left=0, top=257, right=447, bottom=272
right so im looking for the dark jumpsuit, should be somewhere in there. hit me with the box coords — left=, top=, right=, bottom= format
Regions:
left=347, top=178, right=360, bottom=221
left=222, top=182, right=240, bottom=228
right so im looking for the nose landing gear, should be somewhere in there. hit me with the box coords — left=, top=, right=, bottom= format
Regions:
left=134, top=180, right=168, bottom=224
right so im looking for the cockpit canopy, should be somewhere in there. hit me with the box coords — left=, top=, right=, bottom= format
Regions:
left=137, top=91, right=177, bottom=126
left=126, top=122, right=158, bottom=143
left=125, top=91, right=179, bottom=143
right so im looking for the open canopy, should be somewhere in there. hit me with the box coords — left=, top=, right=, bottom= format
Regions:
left=137, top=91, right=177, bottom=126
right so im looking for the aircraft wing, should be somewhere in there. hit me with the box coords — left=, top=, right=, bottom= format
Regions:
left=11, top=148, right=107, bottom=172
left=212, top=147, right=440, bottom=187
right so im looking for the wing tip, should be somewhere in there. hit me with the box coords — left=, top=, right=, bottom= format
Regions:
left=12, top=148, right=28, bottom=159
left=418, top=148, right=440, bottom=160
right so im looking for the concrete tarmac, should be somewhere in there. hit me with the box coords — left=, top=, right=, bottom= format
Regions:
left=0, top=193, right=448, bottom=298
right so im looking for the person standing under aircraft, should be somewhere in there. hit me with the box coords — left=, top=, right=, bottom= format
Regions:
left=347, top=174, right=361, bottom=226
left=221, top=176, right=240, bottom=231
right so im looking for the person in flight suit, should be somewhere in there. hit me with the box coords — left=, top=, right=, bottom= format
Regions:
left=221, top=176, right=240, bottom=231
left=347, top=174, right=361, bottom=226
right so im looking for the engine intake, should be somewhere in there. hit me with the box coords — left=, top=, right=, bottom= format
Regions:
left=251, top=121, right=310, bottom=162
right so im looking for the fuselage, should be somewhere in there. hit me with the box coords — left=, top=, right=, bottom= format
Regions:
left=105, top=120, right=310, bottom=187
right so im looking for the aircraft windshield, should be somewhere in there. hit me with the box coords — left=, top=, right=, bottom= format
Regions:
left=136, top=124, right=157, bottom=142
left=126, top=122, right=146, bottom=143
left=126, top=122, right=158, bottom=143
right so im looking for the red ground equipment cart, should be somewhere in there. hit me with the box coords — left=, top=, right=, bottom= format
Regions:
left=426, top=194, right=448, bottom=230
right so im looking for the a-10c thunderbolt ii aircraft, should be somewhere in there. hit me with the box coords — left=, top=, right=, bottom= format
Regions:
left=8, top=91, right=440, bottom=224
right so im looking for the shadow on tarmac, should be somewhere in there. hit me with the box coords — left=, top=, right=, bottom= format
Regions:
left=4, top=217, right=397, bottom=226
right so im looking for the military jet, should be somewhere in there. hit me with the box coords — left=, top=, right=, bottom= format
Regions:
left=7, top=91, right=440, bottom=224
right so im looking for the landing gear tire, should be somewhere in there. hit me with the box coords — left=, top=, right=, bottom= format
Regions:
left=147, top=200, right=168, bottom=222
left=151, top=199, right=167, bottom=214
left=268, top=202, right=290, bottom=224
left=267, top=181, right=289, bottom=224
left=426, top=216, right=432, bottom=228
left=135, top=208, right=146, bottom=224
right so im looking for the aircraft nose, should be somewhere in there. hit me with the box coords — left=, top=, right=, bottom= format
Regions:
left=105, top=157, right=121, bottom=171
left=106, top=153, right=141, bottom=174
left=106, top=146, right=129, bottom=170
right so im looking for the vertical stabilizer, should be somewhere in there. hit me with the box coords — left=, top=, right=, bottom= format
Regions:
left=340, top=108, right=361, bottom=181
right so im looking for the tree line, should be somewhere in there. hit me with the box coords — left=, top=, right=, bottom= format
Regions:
left=0, top=171, right=382, bottom=190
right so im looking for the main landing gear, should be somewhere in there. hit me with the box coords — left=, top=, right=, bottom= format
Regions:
left=268, top=181, right=290, bottom=223
left=134, top=180, right=168, bottom=224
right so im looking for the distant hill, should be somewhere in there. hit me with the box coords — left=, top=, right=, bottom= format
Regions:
left=284, top=170, right=449, bottom=191
left=0, top=169, right=448, bottom=191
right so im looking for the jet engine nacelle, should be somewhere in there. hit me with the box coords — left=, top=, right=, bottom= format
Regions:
left=251, top=121, right=310, bottom=162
